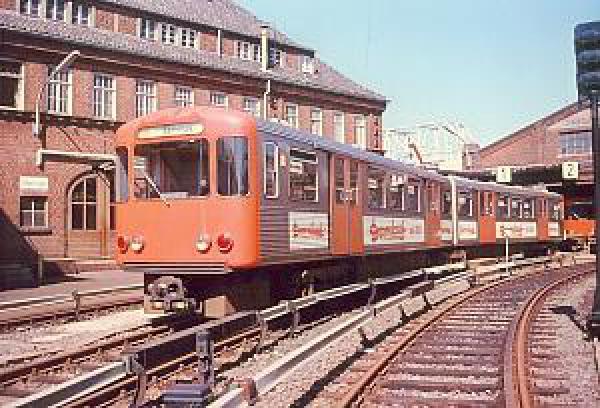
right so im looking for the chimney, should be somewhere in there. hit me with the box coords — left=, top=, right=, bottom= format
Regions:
left=260, top=24, right=269, bottom=72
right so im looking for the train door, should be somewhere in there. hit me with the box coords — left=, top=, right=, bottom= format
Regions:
left=478, top=191, right=496, bottom=243
left=331, top=156, right=362, bottom=255
left=537, top=197, right=549, bottom=240
left=425, top=180, right=441, bottom=247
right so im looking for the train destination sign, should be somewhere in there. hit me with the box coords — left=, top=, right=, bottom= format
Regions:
left=138, top=123, right=204, bottom=139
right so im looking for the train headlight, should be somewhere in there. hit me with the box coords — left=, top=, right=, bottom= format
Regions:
left=131, top=235, right=145, bottom=253
left=117, top=235, right=129, bottom=253
left=217, top=233, right=234, bottom=253
left=196, top=234, right=212, bottom=253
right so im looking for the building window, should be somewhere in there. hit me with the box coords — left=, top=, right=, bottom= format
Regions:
left=269, top=47, right=284, bottom=67
left=175, top=86, right=194, bottom=107
left=217, top=137, right=249, bottom=196
left=264, top=142, right=279, bottom=198
left=235, top=41, right=261, bottom=62
left=93, top=74, right=115, bottom=119
left=301, top=55, right=314, bottom=74
left=20, top=197, right=48, bottom=228
left=135, top=80, right=156, bottom=117
left=387, top=174, right=404, bottom=210
left=559, top=131, right=591, bottom=155
left=161, top=23, right=176, bottom=45
left=284, top=104, right=298, bottom=128
left=20, top=0, right=40, bottom=17
left=333, top=112, right=345, bottom=143
left=72, top=2, right=91, bottom=25
left=139, top=18, right=156, bottom=40
left=71, top=177, right=97, bottom=230
left=243, top=97, right=261, bottom=117
left=367, top=167, right=385, bottom=209
left=46, top=0, right=65, bottom=20
left=458, top=191, right=474, bottom=217
left=181, top=28, right=196, bottom=48
left=289, top=148, right=318, bottom=202
left=210, top=92, right=228, bottom=107
left=0, top=60, right=23, bottom=110
left=354, top=115, right=367, bottom=149
left=310, top=108, right=323, bottom=136
left=47, top=67, right=72, bottom=115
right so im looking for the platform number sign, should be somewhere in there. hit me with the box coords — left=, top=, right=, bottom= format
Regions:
left=562, top=162, right=579, bottom=180
left=496, top=166, right=512, bottom=183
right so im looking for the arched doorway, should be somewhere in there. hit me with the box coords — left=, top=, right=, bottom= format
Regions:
left=66, top=172, right=115, bottom=258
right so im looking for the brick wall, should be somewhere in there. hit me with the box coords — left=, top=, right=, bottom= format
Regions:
left=116, top=76, right=136, bottom=122
left=222, top=36, right=236, bottom=57
left=0, top=0, right=14, bottom=11
left=117, top=12, right=137, bottom=35
left=95, top=7, right=115, bottom=31
left=201, top=29, right=218, bottom=53
left=74, top=68, right=93, bottom=118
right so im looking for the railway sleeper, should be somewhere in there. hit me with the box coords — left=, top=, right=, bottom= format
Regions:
left=365, top=393, right=502, bottom=407
left=379, top=378, right=501, bottom=392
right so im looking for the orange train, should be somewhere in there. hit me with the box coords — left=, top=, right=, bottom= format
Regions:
left=114, top=106, right=563, bottom=315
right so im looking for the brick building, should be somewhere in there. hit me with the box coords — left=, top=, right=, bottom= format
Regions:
left=0, top=0, right=387, bottom=278
left=473, top=101, right=594, bottom=216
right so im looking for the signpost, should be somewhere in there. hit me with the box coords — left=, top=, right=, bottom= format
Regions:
left=575, top=21, right=600, bottom=336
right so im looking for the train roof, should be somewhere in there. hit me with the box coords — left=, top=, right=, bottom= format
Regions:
left=451, top=176, right=561, bottom=198
left=256, top=119, right=448, bottom=182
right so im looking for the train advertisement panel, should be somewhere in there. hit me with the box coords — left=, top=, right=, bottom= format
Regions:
left=440, top=220, right=453, bottom=241
left=363, top=216, right=425, bottom=245
left=289, top=212, right=329, bottom=250
left=548, top=222, right=561, bottom=238
left=496, top=221, right=537, bottom=239
left=458, top=221, right=478, bottom=241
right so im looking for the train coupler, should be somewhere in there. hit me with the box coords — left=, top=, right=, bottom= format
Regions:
left=147, top=276, right=196, bottom=313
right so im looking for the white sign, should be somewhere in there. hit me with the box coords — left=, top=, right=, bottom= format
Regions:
left=440, top=220, right=453, bottom=241
left=496, top=221, right=537, bottom=239
left=496, top=166, right=512, bottom=183
left=562, top=161, right=579, bottom=180
left=458, top=220, right=478, bottom=240
left=363, top=216, right=425, bottom=245
left=19, top=176, right=48, bottom=192
left=138, top=123, right=204, bottom=139
left=289, top=212, right=329, bottom=250
left=548, top=222, right=561, bottom=237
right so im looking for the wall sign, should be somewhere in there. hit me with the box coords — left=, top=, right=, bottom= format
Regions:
left=138, top=123, right=204, bottom=139
left=363, top=216, right=425, bottom=245
left=562, top=161, right=579, bottom=180
left=19, top=176, right=48, bottom=192
left=289, top=212, right=329, bottom=250
left=496, top=166, right=512, bottom=183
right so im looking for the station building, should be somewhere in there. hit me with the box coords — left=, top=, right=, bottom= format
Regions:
left=472, top=101, right=594, bottom=224
left=0, top=0, right=387, bottom=283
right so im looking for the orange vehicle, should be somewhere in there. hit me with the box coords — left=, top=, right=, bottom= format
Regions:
left=563, top=201, right=595, bottom=249
left=114, top=106, right=564, bottom=316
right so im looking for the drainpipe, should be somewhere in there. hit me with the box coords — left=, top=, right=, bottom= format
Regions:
left=217, top=29, right=222, bottom=56
left=263, top=79, right=271, bottom=121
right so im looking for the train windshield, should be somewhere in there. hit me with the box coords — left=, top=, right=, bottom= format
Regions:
left=133, top=140, right=209, bottom=199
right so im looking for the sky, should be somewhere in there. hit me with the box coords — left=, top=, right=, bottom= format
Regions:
left=237, top=0, right=600, bottom=147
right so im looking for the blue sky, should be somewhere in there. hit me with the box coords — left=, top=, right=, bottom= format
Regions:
left=237, top=0, right=600, bottom=146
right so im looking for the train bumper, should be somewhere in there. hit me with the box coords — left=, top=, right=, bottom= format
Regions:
left=146, top=276, right=196, bottom=313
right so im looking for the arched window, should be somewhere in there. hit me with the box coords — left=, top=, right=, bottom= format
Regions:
left=71, top=177, right=97, bottom=230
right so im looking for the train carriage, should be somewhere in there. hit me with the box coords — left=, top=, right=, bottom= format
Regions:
left=114, top=106, right=563, bottom=316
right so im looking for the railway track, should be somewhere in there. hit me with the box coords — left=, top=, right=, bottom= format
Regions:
left=319, top=261, right=594, bottom=407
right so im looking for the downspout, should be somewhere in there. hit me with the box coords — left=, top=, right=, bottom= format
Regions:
left=217, top=29, right=222, bottom=56
left=450, top=176, right=459, bottom=246
left=263, top=79, right=271, bottom=121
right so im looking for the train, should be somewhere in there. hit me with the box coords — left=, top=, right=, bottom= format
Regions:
left=114, top=106, right=563, bottom=316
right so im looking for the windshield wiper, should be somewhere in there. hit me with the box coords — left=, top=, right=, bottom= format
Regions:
left=142, top=170, right=170, bottom=207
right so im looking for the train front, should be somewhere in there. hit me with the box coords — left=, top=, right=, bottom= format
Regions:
left=114, top=107, right=259, bottom=314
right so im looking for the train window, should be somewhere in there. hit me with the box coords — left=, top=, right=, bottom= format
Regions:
left=511, top=197, right=523, bottom=219
left=264, top=142, right=279, bottom=198
left=387, top=174, right=404, bottom=211
left=367, top=167, right=385, bottom=209
left=441, top=190, right=452, bottom=216
left=218, top=137, right=249, bottom=196
left=116, top=147, right=129, bottom=202
left=335, top=158, right=345, bottom=203
left=349, top=161, right=358, bottom=204
left=497, top=194, right=509, bottom=218
left=289, top=148, right=318, bottom=202
left=405, top=179, right=421, bottom=213
left=458, top=191, right=473, bottom=217
left=133, top=140, right=210, bottom=199
left=551, top=202, right=562, bottom=221
left=523, top=198, right=535, bottom=219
